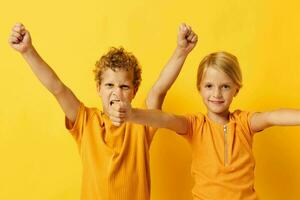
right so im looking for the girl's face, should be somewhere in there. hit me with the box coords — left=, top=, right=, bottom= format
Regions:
left=200, top=67, right=239, bottom=116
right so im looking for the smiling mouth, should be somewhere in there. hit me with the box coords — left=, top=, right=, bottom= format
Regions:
left=209, top=100, right=225, bottom=104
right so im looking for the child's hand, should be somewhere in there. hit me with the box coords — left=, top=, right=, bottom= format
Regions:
left=177, top=23, right=198, bottom=54
left=9, top=23, right=33, bottom=53
left=108, top=100, right=132, bottom=127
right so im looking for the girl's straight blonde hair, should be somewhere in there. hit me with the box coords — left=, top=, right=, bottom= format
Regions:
left=196, top=52, right=243, bottom=91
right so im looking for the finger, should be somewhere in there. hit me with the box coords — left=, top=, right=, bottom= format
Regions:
left=186, top=25, right=192, bottom=36
left=12, top=31, right=23, bottom=40
left=187, top=32, right=195, bottom=41
left=20, top=27, right=27, bottom=36
left=109, top=106, right=126, bottom=118
left=179, top=23, right=187, bottom=32
left=114, top=111, right=126, bottom=118
left=112, top=121, right=122, bottom=127
left=13, top=24, right=23, bottom=33
left=110, top=115, right=124, bottom=122
left=9, top=36, right=20, bottom=44
left=110, top=116, right=125, bottom=124
left=118, top=92, right=130, bottom=104
left=15, top=25, right=26, bottom=37
left=110, top=102, right=126, bottom=113
left=178, top=23, right=188, bottom=40
left=191, top=34, right=198, bottom=43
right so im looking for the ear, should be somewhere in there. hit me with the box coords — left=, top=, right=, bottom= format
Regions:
left=96, top=83, right=101, bottom=95
left=234, top=88, right=239, bottom=97
left=133, top=87, right=138, bottom=97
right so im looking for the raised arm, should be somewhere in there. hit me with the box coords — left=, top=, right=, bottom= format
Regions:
left=146, top=23, right=198, bottom=109
left=9, top=23, right=80, bottom=123
left=250, top=109, right=300, bottom=132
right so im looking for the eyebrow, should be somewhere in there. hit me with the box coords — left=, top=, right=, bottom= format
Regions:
left=203, top=81, right=233, bottom=85
left=120, top=84, right=130, bottom=87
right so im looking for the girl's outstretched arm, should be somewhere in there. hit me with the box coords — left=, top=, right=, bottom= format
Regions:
left=250, top=109, right=300, bottom=132
left=108, top=99, right=188, bottom=134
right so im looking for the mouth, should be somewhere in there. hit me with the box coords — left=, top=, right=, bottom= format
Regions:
left=209, top=100, right=225, bottom=104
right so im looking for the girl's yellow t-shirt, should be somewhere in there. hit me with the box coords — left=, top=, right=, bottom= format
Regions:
left=65, top=103, right=156, bottom=200
left=184, top=110, right=258, bottom=200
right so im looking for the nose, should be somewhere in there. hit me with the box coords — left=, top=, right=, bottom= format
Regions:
left=213, top=88, right=222, bottom=98
left=112, top=87, right=122, bottom=99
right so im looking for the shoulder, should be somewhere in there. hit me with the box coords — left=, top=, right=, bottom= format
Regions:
left=231, top=109, right=256, bottom=135
left=77, top=103, right=105, bottom=126
left=184, top=112, right=206, bottom=128
left=231, top=109, right=254, bottom=121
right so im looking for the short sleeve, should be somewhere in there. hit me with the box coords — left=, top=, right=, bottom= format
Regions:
left=65, top=102, right=87, bottom=143
left=179, top=113, right=205, bottom=140
left=235, top=110, right=257, bottom=137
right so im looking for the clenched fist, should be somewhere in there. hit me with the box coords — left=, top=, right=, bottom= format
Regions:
left=177, top=23, right=198, bottom=54
left=9, top=23, right=32, bottom=53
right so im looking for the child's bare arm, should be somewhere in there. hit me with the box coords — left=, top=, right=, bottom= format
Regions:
left=109, top=100, right=189, bottom=134
left=250, top=109, right=300, bottom=132
left=146, top=23, right=198, bottom=109
left=130, top=108, right=188, bottom=134
left=9, top=23, right=80, bottom=123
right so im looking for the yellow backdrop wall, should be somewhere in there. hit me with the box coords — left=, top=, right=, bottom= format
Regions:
left=1, top=0, right=300, bottom=199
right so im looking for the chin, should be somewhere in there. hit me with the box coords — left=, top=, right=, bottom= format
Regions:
left=206, top=105, right=229, bottom=115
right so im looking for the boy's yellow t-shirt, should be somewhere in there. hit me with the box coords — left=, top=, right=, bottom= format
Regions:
left=65, top=103, right=156, bottom=200
left=184, top=110, right=258, bottom=200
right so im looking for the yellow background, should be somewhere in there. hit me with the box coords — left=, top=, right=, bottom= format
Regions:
left=1, top=0, right=300, bottom=199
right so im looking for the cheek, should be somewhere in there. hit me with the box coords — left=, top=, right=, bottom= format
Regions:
left=125, top=90, right=135, bottom=100
left=224, top=91, right=235, bottom=101
left=99, top=89, right=110, bottom=101
left=200, top=90, right=210, bottom=99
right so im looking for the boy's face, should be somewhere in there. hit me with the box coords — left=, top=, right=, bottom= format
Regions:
left=98, top=68, right=136, bottom=115
left=200, top=67, right=239, bottom=116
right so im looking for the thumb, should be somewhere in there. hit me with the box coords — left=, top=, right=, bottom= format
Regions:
left=118, top=92, right=129, bottom=104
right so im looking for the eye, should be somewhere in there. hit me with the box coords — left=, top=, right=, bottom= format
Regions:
left=105, top=83, right=114, bottom=88
left=204, top=84, right=213, bottom=88
left=222, top=85, right=230, bottom=89
left=120, top=85, right=130, bottom=90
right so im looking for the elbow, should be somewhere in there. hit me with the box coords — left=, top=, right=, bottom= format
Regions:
left=51, top=80, right=66, bottom=96
left=146, top=91, right=167, bottom=110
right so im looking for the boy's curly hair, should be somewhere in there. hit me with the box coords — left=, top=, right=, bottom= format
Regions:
left=94, top=47, right=142, bottom=93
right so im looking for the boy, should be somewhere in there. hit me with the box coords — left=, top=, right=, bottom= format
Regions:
left=9, top=23, right=197, bottom=200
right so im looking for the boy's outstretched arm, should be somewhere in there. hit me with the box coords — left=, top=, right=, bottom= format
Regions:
left=9, top=23, right=80, bottom=123
left=146, top=23, right=198, bottom=109
left=250, top=109, right=300, bottom=132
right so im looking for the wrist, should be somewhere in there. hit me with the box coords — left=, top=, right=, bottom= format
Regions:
left=174, top=47, right=189, bottom=58
left=21, top=45, right=35, bottom=57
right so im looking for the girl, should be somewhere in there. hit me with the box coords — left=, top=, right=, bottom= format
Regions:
left=109, top=51, right=300, bottom=200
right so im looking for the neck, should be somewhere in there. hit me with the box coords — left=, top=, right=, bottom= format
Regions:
left=207, top=110, right=230, bottom=125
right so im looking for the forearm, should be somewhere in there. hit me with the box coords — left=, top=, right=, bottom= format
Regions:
left=151, top=48, right=188, bottom=95
left=22, top=47, right=64, bottom=95
left=147, top=48, right=188, bottom=108
left=267, top=109, right=300, bottom=126
left=128, top=108, right=187, bottom=133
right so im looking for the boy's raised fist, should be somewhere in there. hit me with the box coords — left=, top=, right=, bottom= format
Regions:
left=9, top=23, right=32, bottom=53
